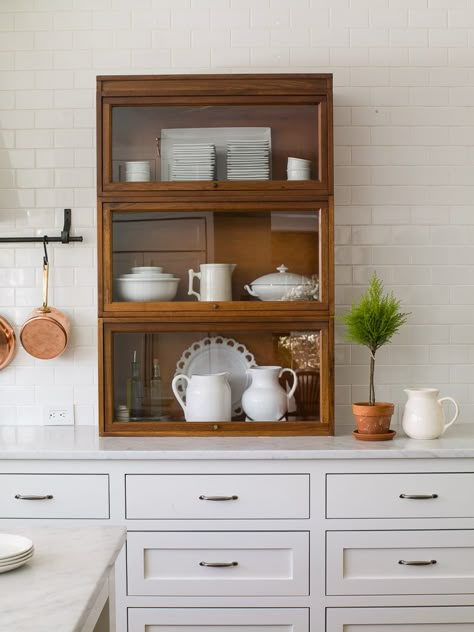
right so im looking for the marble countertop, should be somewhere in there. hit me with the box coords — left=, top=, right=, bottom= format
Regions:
left=0, top=525, right=126, bottom=632
left=0, top=424, right=474, bottom=459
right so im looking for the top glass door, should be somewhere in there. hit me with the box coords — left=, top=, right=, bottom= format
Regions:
left=110, top=104, right=321, bottom=184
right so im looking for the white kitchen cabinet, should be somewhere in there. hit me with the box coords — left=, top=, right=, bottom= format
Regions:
left=326, top=529, right=474, bottom=596
left=127, top=607, right=309, bottom=632
left=125, top=473, right=310, bottom=520
left=326, top=472, right=474, bottom=519
left=0, top=473, right=109, bottom=519
left=127, top=531, right=309, bottom=597
left=2, top=428, right=474, bottom=632
left=326, top=606, right=474, bottom=631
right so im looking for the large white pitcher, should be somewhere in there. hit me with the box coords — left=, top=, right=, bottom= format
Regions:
left=171, top=372, right=231, bottom=422
left=242, top=366, right=297, bottom=421
left=188, top=263, right=236, bottom=302
left=402, top=388, right=459, bottom=439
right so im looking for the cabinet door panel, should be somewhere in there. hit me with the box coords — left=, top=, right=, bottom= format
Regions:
left=326, top=473, right=474, bottom=519
left=128, top=608, right=309, bottom=632
left=327, top=607, right=474, bottom=631
left=125, top=474, right=309, bottom=519
left=0, top=474, right=109, bottom=519
left=326, top=530, right=474, bottom=596
left=127, top=531, right=309, bottom=596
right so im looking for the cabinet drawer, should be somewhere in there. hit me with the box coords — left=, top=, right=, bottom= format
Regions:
left=0, top=474, right=109, bottom=519
left=125, top=474, right=309, bottom=519
left=327, top=607, right=474, bottom=631
left=326, top=530, right=474, bottom=596
left=128, top=608, right=309, bottom=632
left=326, top=473, right=474, bottom=519
left=127, top=531, right=309, bottom=596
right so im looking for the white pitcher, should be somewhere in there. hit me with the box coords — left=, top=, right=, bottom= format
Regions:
left=188, top=263, right=236, bottom=302
left=402, top=388, right=459, bottom=439
left=242, top=366, right=297, bottom=421
left=171, top=372, right=231, bottom=422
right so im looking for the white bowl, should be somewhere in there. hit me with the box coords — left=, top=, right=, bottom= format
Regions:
left=116, top=277, right=180, bottom=302
left=287, top=157, right=311, bottom=168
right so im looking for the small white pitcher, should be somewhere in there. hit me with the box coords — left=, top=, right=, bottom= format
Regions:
left=171, top=372, right=231, bottom=422
left=188, top=263, right=236, bottom=302
left=402, top=388, right=459, bottom=439
left=241, top=366, right=297, bottom=421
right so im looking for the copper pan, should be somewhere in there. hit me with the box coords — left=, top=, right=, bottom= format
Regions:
left=0, top=316, right=16, bottom=369
left=20, top=259, right=70, bottom=360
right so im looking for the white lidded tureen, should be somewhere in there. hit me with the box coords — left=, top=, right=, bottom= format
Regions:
left=244, top=265, right=318, bottom=301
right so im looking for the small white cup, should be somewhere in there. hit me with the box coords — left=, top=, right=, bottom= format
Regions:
left=287, top=157, right=311, bottom=169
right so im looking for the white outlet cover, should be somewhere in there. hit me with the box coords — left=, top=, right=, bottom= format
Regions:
left=43, top=405, right=74, bottom=425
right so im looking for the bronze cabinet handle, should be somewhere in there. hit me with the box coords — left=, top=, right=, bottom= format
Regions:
left=199, top=561, right=238, bottom=567
left=199, top=495, right=238, bottom=501
left=15, top=494, right=53, bottom=500
left=399, top=559, right=437, bottom=566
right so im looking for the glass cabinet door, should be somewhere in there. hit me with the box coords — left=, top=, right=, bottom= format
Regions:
left=100, top=322, right=332, bottom=436
left=99, top=203, right=329, bottom=312
left=97, top=74, right=332, bottom=193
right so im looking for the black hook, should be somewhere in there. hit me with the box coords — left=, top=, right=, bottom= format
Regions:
left=43, top=236, right=49, bottom=266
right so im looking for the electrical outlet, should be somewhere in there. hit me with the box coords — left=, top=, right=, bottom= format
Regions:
left=43, top=405, right=74, bottom=426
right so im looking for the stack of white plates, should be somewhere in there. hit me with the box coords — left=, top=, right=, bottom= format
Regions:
left=124, top=161, right=151, bottom=182
left=0, top=533, right=34, bottom=574
left=171, top=143, right=216, bottom=181
left=226, top=139, right=271, bottom=180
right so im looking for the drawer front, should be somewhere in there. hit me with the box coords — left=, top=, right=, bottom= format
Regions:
left=327, top=607, right=474, bottom=631
left=127, top=531, right=309, bottom=596
left=326, top=530, right=474, bottom=596
left=128, top=608, right=309, bottom=632
left=326, top=473, right=474, bottom=519
left=125, top=474, right=309, bottom=520
left=0, top=474, right=109, bottom=519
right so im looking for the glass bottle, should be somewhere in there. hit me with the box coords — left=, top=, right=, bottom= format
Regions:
left=126, top=350, right=144, bottom=420
left=149, top=357, right=162, bottom=418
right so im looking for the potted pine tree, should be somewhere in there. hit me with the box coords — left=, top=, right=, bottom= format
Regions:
left=340, top=273, right=409, bottom=440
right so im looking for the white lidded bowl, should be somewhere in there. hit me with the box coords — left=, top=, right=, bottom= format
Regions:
left=117, top=276, right=180, bottom=302
left=244, top=265, right=310, bottom=301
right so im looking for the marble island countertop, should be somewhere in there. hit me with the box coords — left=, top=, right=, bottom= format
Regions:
left=0, top=424, right=474, bottom=459
left=0, top=525, right=125, bottom=632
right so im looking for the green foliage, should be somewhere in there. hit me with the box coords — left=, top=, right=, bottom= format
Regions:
left=341, top=273, right=409, bottom=354
left=340, top=273, right=410, bottom=405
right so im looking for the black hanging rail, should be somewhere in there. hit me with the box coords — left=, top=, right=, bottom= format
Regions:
left=0, top=209, right=83, bottom=244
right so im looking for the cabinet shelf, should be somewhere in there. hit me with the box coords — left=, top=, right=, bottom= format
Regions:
left=97, top=73, right=334, bottom=437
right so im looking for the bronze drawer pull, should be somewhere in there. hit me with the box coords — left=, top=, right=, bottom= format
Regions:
left=199, top=561, right=238, bottom=567
left=199, top=495, right=238, bottom=501
left=399, top=494, right=438, bottom=499
left=14, top=494, right=53, bottom=500
left=399, top=559, right=437, bottom=566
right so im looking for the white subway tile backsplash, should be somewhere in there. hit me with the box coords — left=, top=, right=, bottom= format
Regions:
left=0, top=1, right=472, bottom=426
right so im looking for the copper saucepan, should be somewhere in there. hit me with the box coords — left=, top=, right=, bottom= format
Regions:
left=20, top=259, right=70, bottom=360
left=0, top=316, right=16, bottom=369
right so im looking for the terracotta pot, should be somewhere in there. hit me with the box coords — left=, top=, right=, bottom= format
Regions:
left=352, top=402, right=394, bottom=434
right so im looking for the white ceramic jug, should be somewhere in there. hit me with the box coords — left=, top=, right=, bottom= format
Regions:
left=242, top=366, right=297, bottom=421
left=188, top=263, right=236, bottom=302
left=402, top=388, right=459, bottom=439
left=171, top=372, right=231, bottom=422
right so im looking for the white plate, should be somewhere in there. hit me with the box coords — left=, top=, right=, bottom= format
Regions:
left=0, top=533, right=33, bottom=559
left=0, top=553, right=34, bottom=574
left=0, top=548, right=33, bottom=566
left=161, top=127, right=271, bottom=181
left=174, top=336, right=257, bottom=417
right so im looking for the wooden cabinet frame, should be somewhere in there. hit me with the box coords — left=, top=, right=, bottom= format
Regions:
left=96, top=73, right=334, bottom=437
